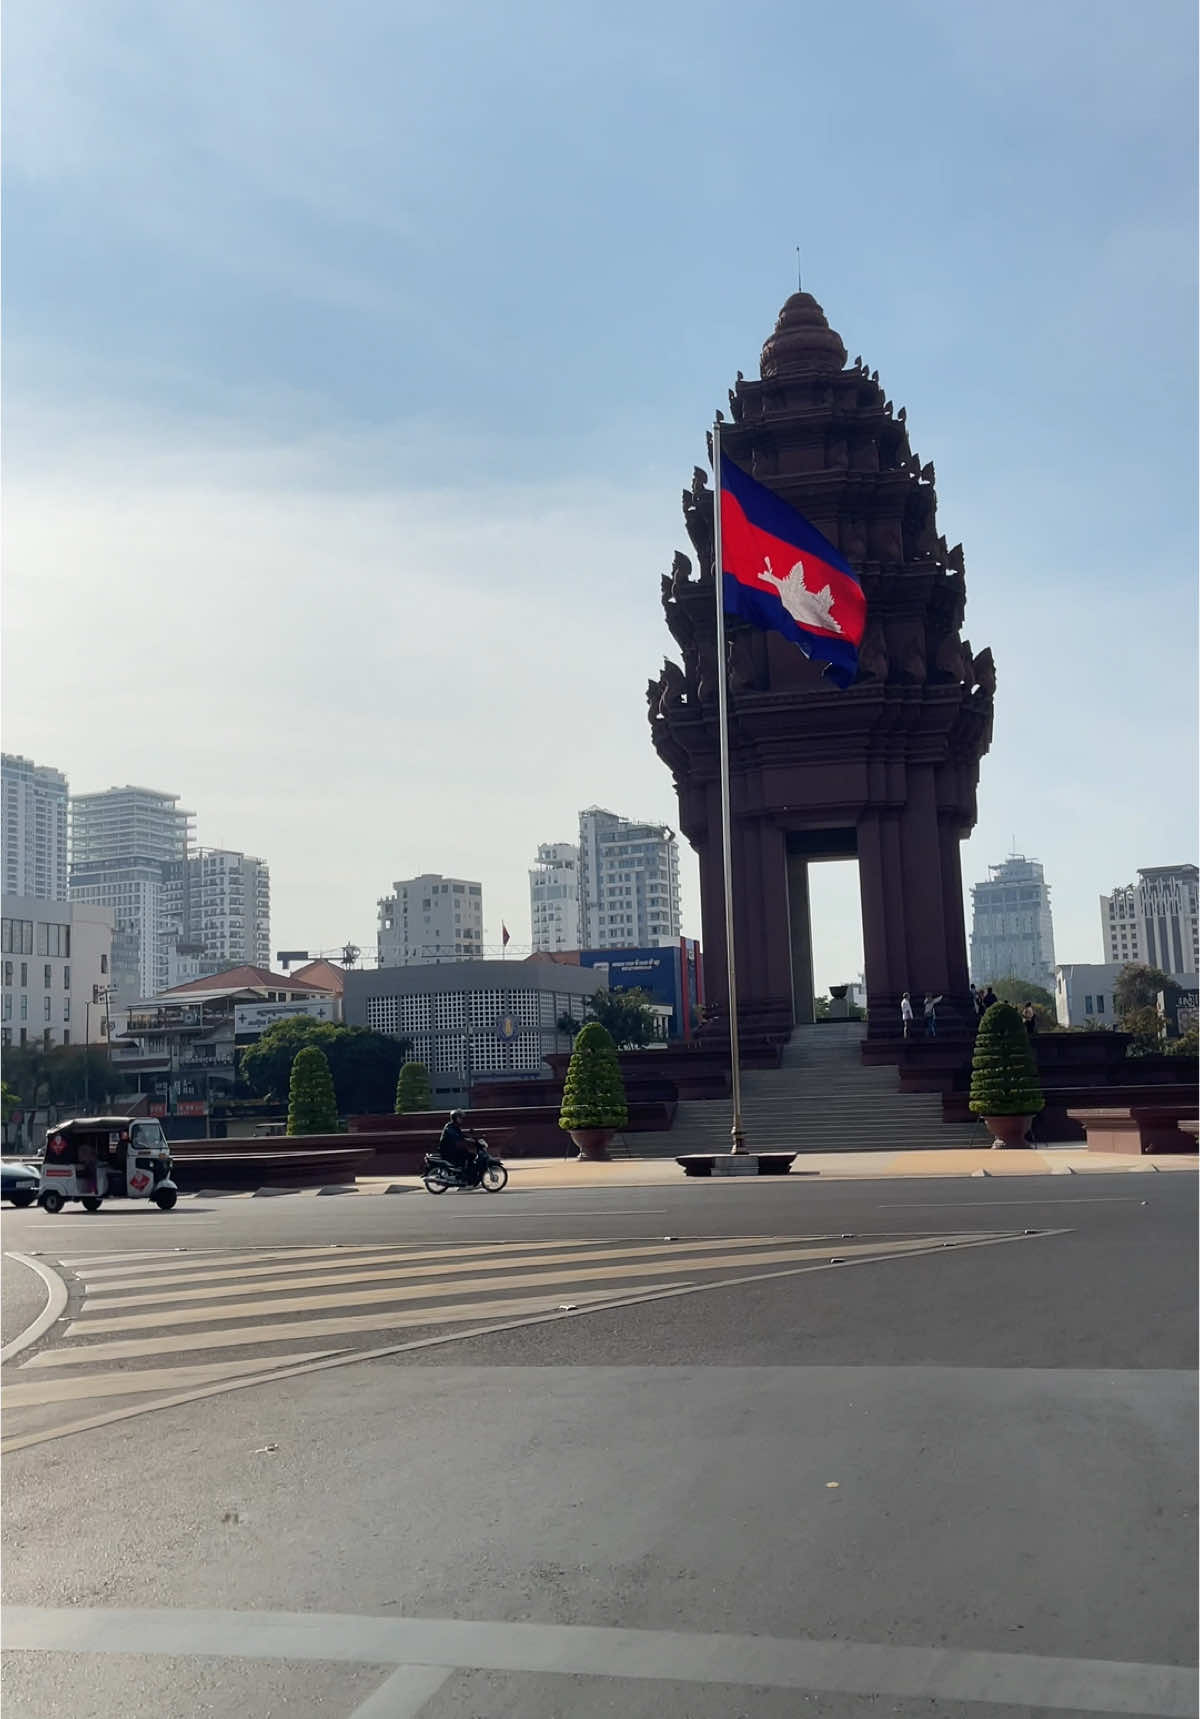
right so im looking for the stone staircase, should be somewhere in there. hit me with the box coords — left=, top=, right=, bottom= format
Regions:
left=621, top=1022, right=984, bottom=1158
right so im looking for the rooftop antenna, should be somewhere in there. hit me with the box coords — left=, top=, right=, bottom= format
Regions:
left=795, top=245, right=802, bottom=291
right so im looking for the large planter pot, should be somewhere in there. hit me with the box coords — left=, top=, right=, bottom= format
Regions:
left=569, top=1129, right=614, bottom=1162
left=983, top=1114, right=1034, bottom=1149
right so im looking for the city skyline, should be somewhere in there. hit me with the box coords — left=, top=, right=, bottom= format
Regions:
left=4, top=1, right=1195, bottom=999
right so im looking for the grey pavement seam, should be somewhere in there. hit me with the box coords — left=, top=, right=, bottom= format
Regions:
left=1, top=1252, right=70, bottom=1364
left=3, top=1606, right=1194, bottom=1715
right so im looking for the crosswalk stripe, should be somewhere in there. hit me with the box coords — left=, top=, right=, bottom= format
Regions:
left=57, top=1249, right=203, bottom=1269
left=64, top=1237, right=981, bottom=1337
left=24, top=1282, right=688, bottom=1367
left=1, top=1352, right=344, bottom=1407
left=85, top=1237, right=822, bottom=1308
left=76, top=1234, right=726, bottom=1290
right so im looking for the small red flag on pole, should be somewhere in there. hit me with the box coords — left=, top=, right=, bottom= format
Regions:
left=501, top=922, right=511, bottom=953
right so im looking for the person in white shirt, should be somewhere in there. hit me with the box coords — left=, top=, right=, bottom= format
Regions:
left=900, top=992, right=914, bottom=1040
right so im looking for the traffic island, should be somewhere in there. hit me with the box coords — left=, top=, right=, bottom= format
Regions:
left=677, top=1153, right=797, bottom=1177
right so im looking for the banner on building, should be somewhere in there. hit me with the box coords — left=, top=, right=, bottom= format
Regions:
left=233, top=998, right=337, bottom=1035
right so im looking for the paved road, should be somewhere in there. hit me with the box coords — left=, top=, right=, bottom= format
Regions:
left=2, top=1171, right=1196, bottom=1716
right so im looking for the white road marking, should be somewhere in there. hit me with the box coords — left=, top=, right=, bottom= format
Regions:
left=3, top=1606, right=1192, bottom=1715
left=348, top=1663, right=452, bottom=1718
left=1, top=1233, right=1059, bottom=1452
left=27, top=1282, right=692, bottom=1367
left=83, top=1235, right=837, bottom=1305
left=2, top=1351, right=344, bottom=1406
left=0, top=1253, right=69, bottom=1364
left=67, top=1237, right=989, bottom=1335
left=75, top=1233, right=692, bottom=1287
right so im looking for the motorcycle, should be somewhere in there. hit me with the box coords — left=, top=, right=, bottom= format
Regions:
left=423, top=1136, right=508, bottom=1195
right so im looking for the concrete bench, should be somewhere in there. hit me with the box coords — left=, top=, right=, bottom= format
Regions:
left=677, top=1153, right=797, bottom=1178
left=1066, top=1106, right=1199, bottom=1156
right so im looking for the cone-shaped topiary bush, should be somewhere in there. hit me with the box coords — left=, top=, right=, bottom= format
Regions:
left=394, top=1060, right=433, bottom=1114
left=558, top=1020, right=628, bottom=1131
left=287, top=1044, right=339, bottom=1135
left=969, top=1002, right=1044, bottom=1116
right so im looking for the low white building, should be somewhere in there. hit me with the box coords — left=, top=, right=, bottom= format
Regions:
left=1, top=894, right=115, bottom=1050
left=378, top=874, right=483, bottom=966
left=1054, top=962, right=1125, bottom=1029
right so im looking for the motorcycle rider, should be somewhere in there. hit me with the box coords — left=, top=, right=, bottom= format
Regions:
left=438, top=1110, right=479, bottom=1185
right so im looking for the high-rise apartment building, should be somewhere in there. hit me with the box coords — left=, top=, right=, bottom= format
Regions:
left=1101, top=865, right=1198, bottom=978
left=2, top=754, right=70, bottom=901
left=529, top=842, right=581, bottom=953
left=378, top=874, right=484, bottom=966
left=969, top=853, right=1056, bottom=989
left=578, top=807, right=681, bottom=950
left=161, top=848, right=271, bottom=977
left=69, top=786, right=194, bottom=1000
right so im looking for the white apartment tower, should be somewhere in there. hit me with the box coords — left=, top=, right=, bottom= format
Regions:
left=969, top=853, right=1056, bottom=989
left=378, top=874, right=484, bottom=966
left=529, top=842, right=581, bottom=953
left=1101, top=865, right=1198, bottom=978
left=69, top=786, right=194, bottom=1000
left=2, top=754, right=70, bottom=901
left=161, top=848, right=271, bottom=976
left=578, top=807, right=682, bottom=950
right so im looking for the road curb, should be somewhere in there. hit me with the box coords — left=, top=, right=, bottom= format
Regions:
left=1, top=1252, right=70, bottom=1365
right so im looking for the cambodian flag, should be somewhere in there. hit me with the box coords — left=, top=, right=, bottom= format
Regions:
left=719, top=456, right=867, bottom=688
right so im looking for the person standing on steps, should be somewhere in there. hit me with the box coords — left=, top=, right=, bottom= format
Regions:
left=980, top=984, right=998, bottom=1012
left=900, top=992, right=914, bottom=1040
left=923, top=993, right=944, bottom=1037
left=1022, top=1002, right=1038, bottom=1037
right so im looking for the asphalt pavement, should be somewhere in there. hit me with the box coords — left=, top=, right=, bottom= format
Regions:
left=2, top=1171, right=1196, bottom=1717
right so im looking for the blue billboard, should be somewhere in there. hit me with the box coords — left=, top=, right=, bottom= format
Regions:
left=578, top=941, right=702, bottom=1040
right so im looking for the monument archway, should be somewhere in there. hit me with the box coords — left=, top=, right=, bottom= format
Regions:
left=648, top=292, right=994, bottom=1046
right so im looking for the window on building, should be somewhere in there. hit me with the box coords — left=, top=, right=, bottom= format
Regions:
left=1084, top=995, right=1093, bottom=1014
left=1, top=995, right=10, bottom=1021
left=2, top=961, right=10, bottom=988
left=63, top=966, right=70, bottom=989
left=19, top=1027, right=27, bottom=1045
left=43, top=996, right=52, bottom=1021
left=100, top=953, right=108, bottom=973
left=20, top=963, right=27, bottom=988
left=1, top=1028, right=10, bottom=1048
left=1096, top=995, right=1105, bottom=1013
left=44, top=964, right=52, bottom=989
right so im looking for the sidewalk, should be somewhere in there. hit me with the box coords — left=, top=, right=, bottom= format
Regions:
left=356, top=1147, right=1199, bottom=1195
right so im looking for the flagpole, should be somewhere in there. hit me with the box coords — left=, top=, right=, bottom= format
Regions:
left=710, top=419, right=746, bottom=1153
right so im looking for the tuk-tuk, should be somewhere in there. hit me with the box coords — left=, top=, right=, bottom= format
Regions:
left=38, top=1116, right=178, bottom=1213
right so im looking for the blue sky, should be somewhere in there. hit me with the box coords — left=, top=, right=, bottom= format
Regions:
left=4, top=0, right=1196, bottom=987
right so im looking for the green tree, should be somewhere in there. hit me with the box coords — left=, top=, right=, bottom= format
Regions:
left=3, top=1045, right=122, bottom=1111
left=557, top=988, right=661, bottom=1049
left=1, top=1080, right=19, bottom=1122
left=240, top=1018, right=411, bottom=1115
left=1113, top=964, right=1178, bottom=1056
left=969, top=1002, right=1044, bottom=1117
left=1113, top=964, right=1176, bottom=1021
left=394, top=1060, right=433, bottom=1114
left=558, top=1021, right=629, bottom=1131
left=286, top=1045, right=339, bottom=1135
left=990, top=978, right=1057, bottom=1027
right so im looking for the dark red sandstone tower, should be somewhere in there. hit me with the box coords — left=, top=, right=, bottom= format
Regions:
left=648, top=293, right=995, bottom=1046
